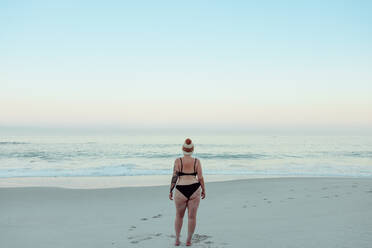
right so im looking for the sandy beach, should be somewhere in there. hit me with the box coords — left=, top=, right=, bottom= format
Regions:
left=1, top=177, right=372, bottom=248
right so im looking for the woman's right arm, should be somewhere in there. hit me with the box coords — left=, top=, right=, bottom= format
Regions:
left=169, top=159, right=179, bottom=200
left=197, top=159, right=206, bottom=199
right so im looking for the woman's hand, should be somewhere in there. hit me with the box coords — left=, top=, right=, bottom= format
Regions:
left=169, top=192, right=173, bottom=200
left=201, top=190, right=206, bottom=199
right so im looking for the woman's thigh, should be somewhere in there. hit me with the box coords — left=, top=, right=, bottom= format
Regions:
left=187, top=187, right=201, bottom=217
left=174, top=189, right=188, bottom=214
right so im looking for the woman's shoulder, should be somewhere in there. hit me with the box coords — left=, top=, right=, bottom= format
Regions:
left=194, top=157, right=201, bottom=165
left=174, top=157, right=184, bottom=165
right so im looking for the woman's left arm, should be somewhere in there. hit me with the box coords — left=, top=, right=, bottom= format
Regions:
left=169, top=160, right=179, bottom=200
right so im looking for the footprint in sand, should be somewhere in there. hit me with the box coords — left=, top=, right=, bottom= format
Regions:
left=242, top=205, right=247, bottom=208
left=140, top=218, right=148, bottom=221
left=168, top=234, right=225, bottom=247
left=366, top=190, right=372, bottom=193
left=287, top=197, right=295, bottom=200
left=128, top=233, right=162, bottom=244
left=167, top=233, right=219, bottom=248
left=321, top=187, right=328, bottom=190
left=192, top=234, right=212, bottom=244
left=152, top=214, right=162, bottom=218
left=128, top=225, right=136, bottom=231
left=129, top=236, right=152, bottom=244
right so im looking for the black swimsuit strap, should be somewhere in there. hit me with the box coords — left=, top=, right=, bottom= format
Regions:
left=178, top=157, right=197, bottom=176
left=180, top=158, right=183, bottom=172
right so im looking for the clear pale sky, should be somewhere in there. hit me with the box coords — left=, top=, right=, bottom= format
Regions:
left=1, top=0, right=371, bottom=130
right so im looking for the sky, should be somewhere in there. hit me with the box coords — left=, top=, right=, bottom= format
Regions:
left=1, top=0, right=371, bottom=132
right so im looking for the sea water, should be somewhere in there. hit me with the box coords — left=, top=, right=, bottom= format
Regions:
left=0, top=134, right=371, bottom=178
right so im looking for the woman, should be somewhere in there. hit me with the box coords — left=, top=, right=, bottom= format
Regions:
left=169, top=138, right=206, bottom=246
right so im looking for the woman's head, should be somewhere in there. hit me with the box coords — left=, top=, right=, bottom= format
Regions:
left=182, top=138, right=194, bottom=156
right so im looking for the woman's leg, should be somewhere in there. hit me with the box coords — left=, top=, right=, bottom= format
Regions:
left=174, top=188, right=187, bottom=245
left=186, top=187, right=201, bottom=245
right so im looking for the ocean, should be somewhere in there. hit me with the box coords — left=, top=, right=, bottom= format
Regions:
left=0, top=134, right=371, bottom=178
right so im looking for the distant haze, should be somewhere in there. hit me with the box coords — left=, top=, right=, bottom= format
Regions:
left=1, top=1, right=371, bottom=131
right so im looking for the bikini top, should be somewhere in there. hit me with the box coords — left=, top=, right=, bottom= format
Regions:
left=177, top=157, right=198, bottom=177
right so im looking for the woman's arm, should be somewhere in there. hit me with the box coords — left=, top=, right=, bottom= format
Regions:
left=169, top=159, right=179, bottom=200
left=196, top=159, right=206, bottom=199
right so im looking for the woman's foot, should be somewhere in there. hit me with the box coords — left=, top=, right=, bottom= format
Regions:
left=174, top=239, right=180, bottom=246
left=186, top=240, right=192, bottom=246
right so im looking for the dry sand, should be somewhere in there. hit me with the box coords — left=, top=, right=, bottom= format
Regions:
left=1, top=177, right=372, bottom=248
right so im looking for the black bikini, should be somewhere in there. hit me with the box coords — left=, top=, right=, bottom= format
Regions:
left=176, top=158, right=201, bottom=200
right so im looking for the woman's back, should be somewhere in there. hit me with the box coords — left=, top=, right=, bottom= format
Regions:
left=176, top=156, right=200, bottom=185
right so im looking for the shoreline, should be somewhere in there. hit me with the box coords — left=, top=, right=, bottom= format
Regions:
left=1, top=174, right=370, bottom=189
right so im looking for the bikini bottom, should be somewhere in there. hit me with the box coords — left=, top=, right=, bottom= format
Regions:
left=176, top=182, right=201, bottom=199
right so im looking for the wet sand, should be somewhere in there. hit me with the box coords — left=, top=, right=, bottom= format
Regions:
left=1, top=177, right=372, bottom=248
